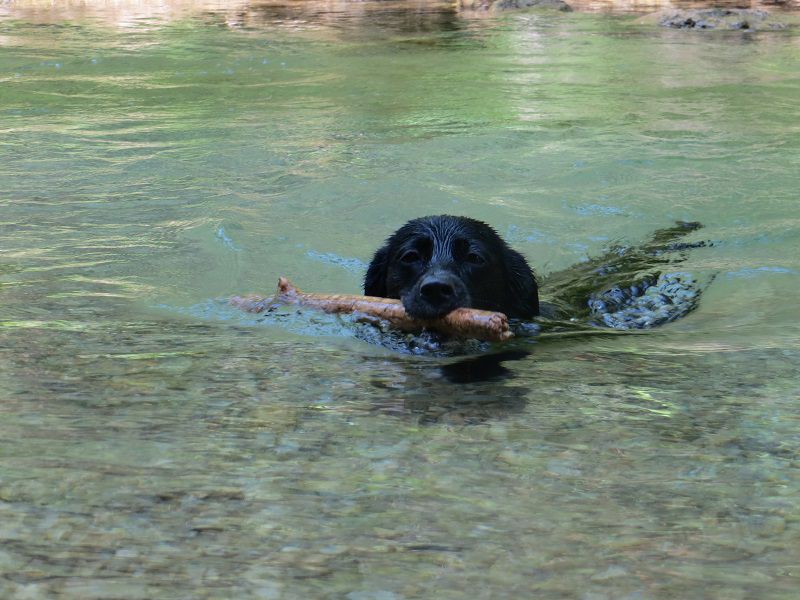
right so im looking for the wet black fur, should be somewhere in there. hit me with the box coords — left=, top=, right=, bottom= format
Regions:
left=364, top=215, right=539, bottom=320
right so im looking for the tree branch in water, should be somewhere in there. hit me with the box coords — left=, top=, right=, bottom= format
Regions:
left=231, top=277, right=513, bottom=342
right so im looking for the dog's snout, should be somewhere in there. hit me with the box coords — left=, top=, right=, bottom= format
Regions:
left=403, top=272, right=467, bottom=319
left=420, top=277, right=455, bottom=305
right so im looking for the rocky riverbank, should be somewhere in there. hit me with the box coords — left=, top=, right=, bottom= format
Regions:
left=641, top=7, right=796, bottom=29
left=3, top=0, right=799, bottom=30
left=460, top=0, right=799, bottom=29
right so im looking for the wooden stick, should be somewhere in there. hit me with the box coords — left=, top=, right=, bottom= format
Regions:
left=231, top=277, right=513, bottom=342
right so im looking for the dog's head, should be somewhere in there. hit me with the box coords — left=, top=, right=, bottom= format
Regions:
left=364, top=215, right=539, bottom=320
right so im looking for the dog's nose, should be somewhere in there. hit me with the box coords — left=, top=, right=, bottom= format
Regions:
left=420, top=277, right=455, bottom=306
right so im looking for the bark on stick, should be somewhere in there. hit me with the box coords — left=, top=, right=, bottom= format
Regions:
left=230, top=277, right=513, bottom=342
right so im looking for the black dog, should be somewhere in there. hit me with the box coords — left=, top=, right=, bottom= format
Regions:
left=364, top=215, right=539, bottom=320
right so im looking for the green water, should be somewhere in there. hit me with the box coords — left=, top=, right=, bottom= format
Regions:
left=1, top=2, right=799, bottom=598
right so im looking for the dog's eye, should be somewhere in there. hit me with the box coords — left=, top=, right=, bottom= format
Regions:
left=400, top=250, right=421, bottom=264
left=466, top=252, right=486, bottom=266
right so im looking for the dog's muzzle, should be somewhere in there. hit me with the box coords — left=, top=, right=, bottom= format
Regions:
left=402, top=272, right=470, bottom=319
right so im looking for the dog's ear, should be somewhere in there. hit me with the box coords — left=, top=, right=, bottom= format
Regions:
left=503, top=248, right=540, bottom=318
left=364, top=245, right=390, bottom=297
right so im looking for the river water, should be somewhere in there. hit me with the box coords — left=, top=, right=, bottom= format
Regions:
left=1, top=1, right=799, bottom=598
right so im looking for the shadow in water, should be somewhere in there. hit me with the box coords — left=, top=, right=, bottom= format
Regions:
left=439, top=349, right=530, bottom=383
left=366, top=349, right=533, bottom=424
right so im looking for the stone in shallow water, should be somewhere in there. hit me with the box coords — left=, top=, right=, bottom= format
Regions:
left=590, top=565, right=629, bottom=581
left=654, top=9, right=788, bottom=30
left=492, top=0, right=573, bottom=11
left=461, top=0, right=572, bottom=12
left=745, top=514, right=787, bottom=537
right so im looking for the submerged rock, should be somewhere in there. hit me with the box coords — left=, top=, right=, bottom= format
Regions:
left=460, top=0, right=572, bottom=12
left=652, top=8, right=789, bottom=30
left=492, top=0, right=572, bottom=11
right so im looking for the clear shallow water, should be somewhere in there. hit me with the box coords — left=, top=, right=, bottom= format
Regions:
left=1, top=2, right=799, bottom=598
